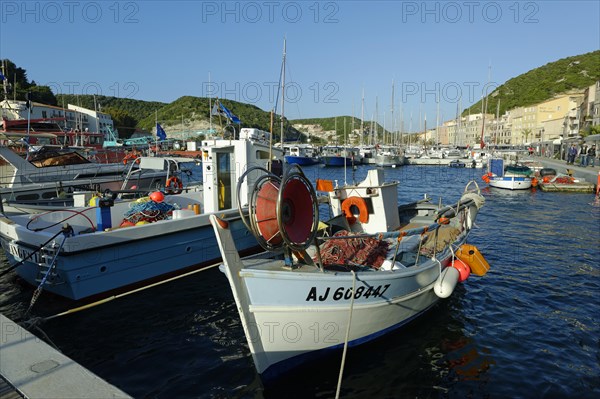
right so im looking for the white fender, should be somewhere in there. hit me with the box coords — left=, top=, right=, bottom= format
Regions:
left=434, top=267, right=460, bottom=298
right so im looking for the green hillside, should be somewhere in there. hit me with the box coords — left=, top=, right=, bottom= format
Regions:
left=466, top=50, right=600, bottom=115
left=292, top=116, right=388, bottom=136
left=56, top=94, right=166, bottom=124
left=136, top=96, right=303, bottom=140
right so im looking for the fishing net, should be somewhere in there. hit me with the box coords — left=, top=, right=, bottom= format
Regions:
left=122, top=200, right=177, bottom=225
left=317, top=230, right=390, bottom=270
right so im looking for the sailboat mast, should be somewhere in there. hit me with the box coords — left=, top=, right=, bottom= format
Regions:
left=280, top=38, right=286, bottom=148
left=375, top=96, right=379, bottom=144
left=208, top=72, right=212, bottom=131
left=390, top=80, right=394, bottom=146
left=360, top=89, right=365, bottom=146
left=436, top=101, right=440, bottom=148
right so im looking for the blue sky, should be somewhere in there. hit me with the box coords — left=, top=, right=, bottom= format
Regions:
left=1, top=1, right=599, bottom=131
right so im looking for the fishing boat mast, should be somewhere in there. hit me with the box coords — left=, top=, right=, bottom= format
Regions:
left=280, top=38, right=286, bottom=148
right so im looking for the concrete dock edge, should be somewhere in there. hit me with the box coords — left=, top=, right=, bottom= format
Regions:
left=0, top=314, right=132, bottom=399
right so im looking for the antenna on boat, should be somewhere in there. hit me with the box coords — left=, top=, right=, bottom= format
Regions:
left=344, top=117, right=347, bottom=185
left=208, top=72, right=212, bottom=132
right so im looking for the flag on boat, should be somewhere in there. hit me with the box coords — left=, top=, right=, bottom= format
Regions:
left=212, top=100, right=241, bottom=124
left=156, top=123, right=167, bottom=141
left=316, top=179, right=334, bottom=192
left=0, top=72, right=5, bottom=81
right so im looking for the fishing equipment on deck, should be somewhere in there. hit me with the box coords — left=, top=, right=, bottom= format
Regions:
left=121, top=199, right=177, bottom=225
left=317, top=230, right=390, bottom=269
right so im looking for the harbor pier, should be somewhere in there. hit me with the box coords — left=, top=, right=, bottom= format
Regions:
left=0, top=314, right=131, bottom=399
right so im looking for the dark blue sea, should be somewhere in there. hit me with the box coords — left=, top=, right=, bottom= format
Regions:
left=1, top=164, right=599, bottom=398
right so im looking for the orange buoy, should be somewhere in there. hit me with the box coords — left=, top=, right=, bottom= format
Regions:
left=150, top=191, right=165, bottom=203
left=255, top=180, right=282, bottom=245
left=531, top=177, right=538, bottom=187
left=456, top=244, right=490, bottom=276
left=341, top=196, right=369, bottom=224
left=452, top=259, right=471, bottom=282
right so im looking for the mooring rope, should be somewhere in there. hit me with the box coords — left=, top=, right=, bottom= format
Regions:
left=335, top=270, right=357, bottom=399
left=39, top=262, right=223, bottom=323
left=24, top=232, right=70, bottom=317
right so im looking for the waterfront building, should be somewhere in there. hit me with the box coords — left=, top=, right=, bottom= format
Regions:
left=0, top=99, right=114, bottom=138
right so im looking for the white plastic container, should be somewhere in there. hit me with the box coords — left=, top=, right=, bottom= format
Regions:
left=172, top=209, right=196, bottom=219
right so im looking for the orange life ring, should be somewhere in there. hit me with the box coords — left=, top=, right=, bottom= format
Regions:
left=165, top=176, right=183, bottom=194
left=341, top=196, right=369, bottom=224
left=123, top=152, right=140, bottom=165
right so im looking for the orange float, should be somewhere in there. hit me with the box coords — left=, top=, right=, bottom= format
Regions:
left=165, top=177, right=183, bottom=194
left=341, top=196, right=369, bottom=224
left=452, top=259, right=471, bottom=282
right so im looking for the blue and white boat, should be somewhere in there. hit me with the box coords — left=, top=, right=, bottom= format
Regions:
left=210, top=166, right=489, bottom=382
left=0, top=128, right=283, bottom=300
left=483, top=158, right=533, bottom=190
left=284, top=144, right=319, bottom=165
left=320, top=145, right=360, bottom=167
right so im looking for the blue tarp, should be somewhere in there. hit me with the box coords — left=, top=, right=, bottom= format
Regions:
left=490, top=158, right=504, bottom=177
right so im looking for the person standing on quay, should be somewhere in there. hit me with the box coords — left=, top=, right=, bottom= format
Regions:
left=588, top=144, right=596, bottom=167
left=580, top=144, right=589, bottom=167
left=567, top=144, right=577, bottom=164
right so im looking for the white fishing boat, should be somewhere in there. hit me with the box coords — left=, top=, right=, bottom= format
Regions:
left=374, top=144, right=405, bottom=167
left=210, top=165, right=489, bottom=382
left=0, top=144, right=166, bottom=210
left=482, top=158, right=533, bottom=190
left=0, top=128, right=283, bottom=300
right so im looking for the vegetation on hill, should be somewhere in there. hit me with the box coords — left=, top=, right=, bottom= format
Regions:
left=1, top=59, right=57, bottom=105
left=291, top=116, right=389, bottom=142
left=55, top=94, right=166, bottom=124
left=136, top=96, right=303, bottom=141
left=465, top=50, right=600, bottom=116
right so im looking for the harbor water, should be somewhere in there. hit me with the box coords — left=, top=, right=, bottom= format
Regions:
left=1, top=164, right=599, bottom=398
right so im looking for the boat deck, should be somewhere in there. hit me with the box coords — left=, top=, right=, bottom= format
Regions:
left=538, top=181, right=595, bottom=192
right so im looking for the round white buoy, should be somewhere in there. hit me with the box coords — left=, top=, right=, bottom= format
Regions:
left=434, top=267, right=460, bottom=298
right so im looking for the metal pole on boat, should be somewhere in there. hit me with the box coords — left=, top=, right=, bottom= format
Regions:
left=280, top=37, right=286, bottom=148
left=25, top=92, right=31, bottom=160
